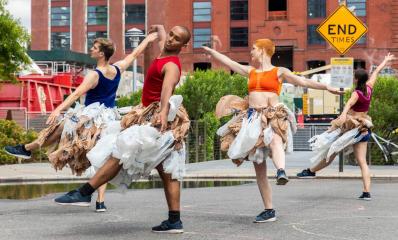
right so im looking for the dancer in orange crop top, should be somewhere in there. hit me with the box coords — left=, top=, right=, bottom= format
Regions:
left=202, top=39, right=342, bottom=223
left=247, top=67, right=282, bottom=95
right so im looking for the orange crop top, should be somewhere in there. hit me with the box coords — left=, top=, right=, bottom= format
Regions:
left=248, top=67, right=282, bottom=95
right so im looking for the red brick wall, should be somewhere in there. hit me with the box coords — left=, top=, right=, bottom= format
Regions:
left=109, top=0, right=124, bottom=62
left=31, top=0, right=398, bottom=71
left=31, top=0, right=50, bottom=50
left=71, top=0, right=86, bottom=53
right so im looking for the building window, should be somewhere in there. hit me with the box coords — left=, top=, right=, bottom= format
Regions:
left=125, top=29, right=145, bottom=50
left=307, top=0, right=326, bottom=18
left=230, top=27, right=248, bottom=47
left=51, top=7, right=70, bottom=26
left=307, top=25, right=325, bottom=45
left=269, top=0, right=287, bottom=11
left=193, top=2, right=211, bottom=22
left=356, top=34, right=366, bottom=44
left=194, top=62, right=212, bottom=71
left=51, top=32, right=70, bottom=49
left=125, top=4, right=145, bottom=24
left=87, top=31, right=107, bottom=51
left=230, top=0, right=248, bottom=20
left=193, top=28, right=211, bottom=48
left=354, top=59, right=366, bottom=69
left=347, top=0, right=366, bottom=16
left=87, top=6, right=107, bottom=25
left=307, top=60, right=326, bottom=74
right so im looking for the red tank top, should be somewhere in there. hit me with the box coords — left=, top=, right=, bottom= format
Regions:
left=141, top=56, right=182, bottom=107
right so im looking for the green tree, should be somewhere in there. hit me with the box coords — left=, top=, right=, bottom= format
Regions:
left=175, top=70, right=247, bottom=120
left=0, top=0, right=30, bottom=82
left=116, top=89, right=142, bottom=107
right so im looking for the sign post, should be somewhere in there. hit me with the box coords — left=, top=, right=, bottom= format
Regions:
left=316, top=3, right=368, bottom=172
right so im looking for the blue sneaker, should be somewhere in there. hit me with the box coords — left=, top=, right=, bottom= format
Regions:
left=276, top=168, right=289, bottom=185
left=152, top=220, right=184, bottom=234
left=4, top=144, right=31, bottom=159
left=297, top=168, right=316, bottom=178
left=254, top=209, right=276, bottom=223
left=54, top=189, right=91, bottom=206
left=95, top=201, right=107, bottom=212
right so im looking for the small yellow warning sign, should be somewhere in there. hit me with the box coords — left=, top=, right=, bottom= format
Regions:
left=317, top=5, right=368, bottom=55
left=302, top=94, right=309, bottom=115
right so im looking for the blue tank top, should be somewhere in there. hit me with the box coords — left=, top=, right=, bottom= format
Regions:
left=85, top=65, right=121, bottom=108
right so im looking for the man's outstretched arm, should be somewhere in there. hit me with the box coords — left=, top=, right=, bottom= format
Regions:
left=114, top=32, right=158, bottom=72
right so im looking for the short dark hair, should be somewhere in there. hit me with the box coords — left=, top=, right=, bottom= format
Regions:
left=93, top=38, right=115, bottom=61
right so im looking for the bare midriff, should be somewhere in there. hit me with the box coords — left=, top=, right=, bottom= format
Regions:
left=347, top=109, right=368, bottom=118
left=248, top=91, right=280, bottom=109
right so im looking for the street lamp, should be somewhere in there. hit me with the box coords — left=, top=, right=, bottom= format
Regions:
left=126, top=27, right=144, bottom=92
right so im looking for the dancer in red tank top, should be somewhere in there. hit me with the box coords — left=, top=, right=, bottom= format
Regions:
left=54, top=25, right=191, bottom=233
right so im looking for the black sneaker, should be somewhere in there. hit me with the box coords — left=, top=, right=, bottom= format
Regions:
left=4, top=144, right=31, bottom=159
left=297, top=168, right=316, bottom=179
left=95, top=201, right=107, bottom=212
left=152, top=220, right=184, bottom=234
left=54, top=189, right=91, bottom=206
left=276, top=168, right=289, bottom=185
left=358, top=192, right=371, bottom=201
left=254, top=209, right=276, bottom=223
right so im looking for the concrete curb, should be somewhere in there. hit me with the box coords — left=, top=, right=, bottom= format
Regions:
left=1, top=174, right=398, bottom=184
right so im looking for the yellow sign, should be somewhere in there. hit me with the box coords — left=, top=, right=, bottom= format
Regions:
left=302, top=94, right=308, bottom=115
left=317, top=5, right=368, bottom=55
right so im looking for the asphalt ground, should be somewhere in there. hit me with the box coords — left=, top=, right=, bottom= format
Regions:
left=1, top=178, right=397, bottom=240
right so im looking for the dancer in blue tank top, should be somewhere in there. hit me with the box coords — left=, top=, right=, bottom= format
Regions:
left=4, top=33, right=159, bottom=212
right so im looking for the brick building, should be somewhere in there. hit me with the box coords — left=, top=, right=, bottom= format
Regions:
left=31, top=0, right=397, bottom=74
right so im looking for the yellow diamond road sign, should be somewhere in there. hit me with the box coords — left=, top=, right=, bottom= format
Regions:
left=317, top=5, right=368, bottom=55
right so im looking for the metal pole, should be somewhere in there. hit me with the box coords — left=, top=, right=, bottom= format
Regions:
left=133, top=58, right=137, bottom=92
left=339, top=53, right=345, bottom=172
left=339, top=86, right=344, bottom=172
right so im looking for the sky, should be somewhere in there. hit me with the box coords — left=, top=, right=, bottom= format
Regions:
left=5, top=0, right=31, bottom=33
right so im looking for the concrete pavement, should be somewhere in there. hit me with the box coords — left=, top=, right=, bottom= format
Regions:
left=1, top=179, right=397, bottom=240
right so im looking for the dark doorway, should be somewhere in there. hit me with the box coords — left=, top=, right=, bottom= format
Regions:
left=272, top=46, right=293, bottom=71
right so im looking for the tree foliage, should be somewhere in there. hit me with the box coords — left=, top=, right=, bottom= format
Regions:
left=175, top=70, right=247, bottom=120
left=0, top=120, right=46, bottom=164
left=0, top=0, right=31, bottom=82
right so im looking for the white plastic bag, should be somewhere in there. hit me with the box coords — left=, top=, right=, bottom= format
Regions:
left=216, top=115, right=240, bottom=137
left=167, top=95, right=183, bottom=121
left=263, top=126, right=274, bottom=146
left=326, top=128, right=360, bottom=161
left=228, top=112, right=262, bottom=159
left=162, top=143, right=186, bottom=180
left=308, top=128, right=341, bottom=163
left=248, top=147, right=265, bottom=164
left=87, top=120, right=122, bottom=168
